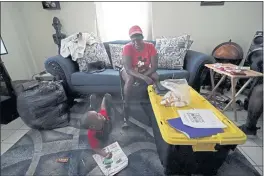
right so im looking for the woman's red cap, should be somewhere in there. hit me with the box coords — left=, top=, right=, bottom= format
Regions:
left=129, top=25, right=143, bottom=37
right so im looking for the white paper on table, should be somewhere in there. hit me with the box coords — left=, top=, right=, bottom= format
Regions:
left=178, top=109, right=227, bottom=129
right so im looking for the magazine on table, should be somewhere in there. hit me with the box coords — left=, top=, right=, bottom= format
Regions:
left=167, top=117, right=224, bottom=139
left=92, top=142, right=128, bottom=176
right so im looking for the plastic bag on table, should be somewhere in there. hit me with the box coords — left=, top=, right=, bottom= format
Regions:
left=160, top=79, right=190, bottom=107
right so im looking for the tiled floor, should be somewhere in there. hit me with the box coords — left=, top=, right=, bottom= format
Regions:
left=236, top=117, right=263, bottom=175
left=1, top=103, right=263, bottom=175
left=1, top=118, right=30, bottom=155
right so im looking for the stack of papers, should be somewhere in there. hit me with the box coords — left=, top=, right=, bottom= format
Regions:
left=212, top=64, right=246, bottom=75
left=167, top=109, right=226, bottom=139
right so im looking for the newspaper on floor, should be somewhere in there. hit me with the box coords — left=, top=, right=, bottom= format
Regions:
left=178, top=109, right=227, bottom=129
left=92, top=142, right=128, bottom=176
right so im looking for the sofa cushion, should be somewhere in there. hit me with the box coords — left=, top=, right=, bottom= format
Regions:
left=109, top=44, right=124, bottom=70
left=156, top=35, right=192, bottom=70
left=76, top=43, right=111, bottom=72
left=71, top=68, right=189, bottom=86
left=157, top=69, right=189, bottom=81
left=71, top=69, right=120, bottom=86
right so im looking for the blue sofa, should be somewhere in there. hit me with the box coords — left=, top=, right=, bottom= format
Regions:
left=45, top=40, right=215, bottom=96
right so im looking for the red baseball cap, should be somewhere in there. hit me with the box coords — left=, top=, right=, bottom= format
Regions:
left=129, top=25, right=143, bottom=37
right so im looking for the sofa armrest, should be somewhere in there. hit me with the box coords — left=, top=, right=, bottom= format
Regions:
left=184, top=50, right=216, bottom=91
left=44, top=55, right=78, bottom=95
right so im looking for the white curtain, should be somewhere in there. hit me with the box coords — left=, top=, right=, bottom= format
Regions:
left=95, top=2, right=152, bottom=42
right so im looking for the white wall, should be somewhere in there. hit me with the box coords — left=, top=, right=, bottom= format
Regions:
left=152, top=2, right=263, bottom=56
left=1, top=2, right=37, bottom=80
left=18, top=2, right=97, bottom=72
left=1, top=1, right=263, bottom=81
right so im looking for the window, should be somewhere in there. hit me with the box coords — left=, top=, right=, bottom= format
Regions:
left=95, top=2, right=152, bottom=42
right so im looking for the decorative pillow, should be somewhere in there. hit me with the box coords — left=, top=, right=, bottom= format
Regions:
left=156, top=36, right=193, bottom=50
left=156, top=35, right=193, bottom=69
left=109, top=44, right=124, bottom=70
left=77, top=34, right=111, bottom=72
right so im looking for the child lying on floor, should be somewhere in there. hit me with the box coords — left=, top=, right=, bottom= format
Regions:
left=80, top=93, right=113, bottom=158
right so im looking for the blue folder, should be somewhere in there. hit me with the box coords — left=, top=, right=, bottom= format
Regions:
left=167, top=117, right=224, bottom=139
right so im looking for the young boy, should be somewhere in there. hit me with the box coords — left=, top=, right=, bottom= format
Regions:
left=80, top=93, right=113, bottom=158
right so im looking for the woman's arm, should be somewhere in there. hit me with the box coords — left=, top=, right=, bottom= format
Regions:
left=123, top=55, right=147, bottom=80
left=144, top=54, right=158, bottom=76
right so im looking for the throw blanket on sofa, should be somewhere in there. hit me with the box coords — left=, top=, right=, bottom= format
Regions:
left=60, top=32, right=99, bottom=61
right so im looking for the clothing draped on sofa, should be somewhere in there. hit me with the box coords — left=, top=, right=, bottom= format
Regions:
left=60, top=32, right=99, bottom=61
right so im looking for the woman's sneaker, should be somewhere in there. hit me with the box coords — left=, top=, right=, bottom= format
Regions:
left=122, top=121, right=129, bottom=129
left=122, top=105, right=130, bottom=129
left=89, top=94, right=97, bottom=110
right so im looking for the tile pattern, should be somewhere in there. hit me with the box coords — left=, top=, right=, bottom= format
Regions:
left=1, top=118, right=30, bottom=155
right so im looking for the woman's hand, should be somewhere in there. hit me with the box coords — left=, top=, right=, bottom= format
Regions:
left=143, top=76, right=154, bottom=85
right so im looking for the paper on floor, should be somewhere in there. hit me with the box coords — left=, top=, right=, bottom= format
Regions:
left=92, top=142, right=128, bottom=176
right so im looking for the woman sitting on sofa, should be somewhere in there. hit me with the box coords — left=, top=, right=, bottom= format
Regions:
left=121, top=25, right=159, bottom=127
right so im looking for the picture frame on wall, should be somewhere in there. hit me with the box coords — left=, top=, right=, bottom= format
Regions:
left=42, top=1, right=61, bottom=10
left=201, top=1, right=225, bottom=6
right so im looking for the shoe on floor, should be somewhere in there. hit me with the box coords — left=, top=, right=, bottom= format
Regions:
left=122, top=121, right=130, bottom=129
left=122, top=118, right=130, bottom=129
left=239, top=124, right=261, bottom=135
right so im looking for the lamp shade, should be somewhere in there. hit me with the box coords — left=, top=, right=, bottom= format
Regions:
left=0, top=36, right=8, bottom=55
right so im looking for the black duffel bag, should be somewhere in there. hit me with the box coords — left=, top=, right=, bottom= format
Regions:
left=17, top=81, right=69, bottom=130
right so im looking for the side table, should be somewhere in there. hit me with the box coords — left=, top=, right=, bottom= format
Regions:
left=205, top=63, right=263, bottom=121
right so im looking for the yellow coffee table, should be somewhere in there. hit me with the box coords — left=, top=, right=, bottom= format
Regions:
left=147, top=85, right=247, bottom=175
left=148, top=85, right=246, bottom=150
